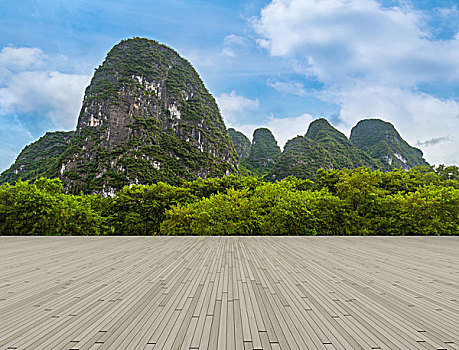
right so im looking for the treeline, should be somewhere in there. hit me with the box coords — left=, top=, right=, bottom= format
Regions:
left=0, top=166, right=458, bottom=235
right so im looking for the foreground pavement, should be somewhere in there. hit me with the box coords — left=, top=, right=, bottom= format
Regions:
left=0, top=236, right=457, bottom=349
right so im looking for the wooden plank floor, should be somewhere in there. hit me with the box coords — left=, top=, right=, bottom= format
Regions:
left=0, top=236, right=457, bottom=350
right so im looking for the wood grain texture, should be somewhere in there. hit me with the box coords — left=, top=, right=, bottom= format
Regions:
left=0, top=236, right=457, bottom=349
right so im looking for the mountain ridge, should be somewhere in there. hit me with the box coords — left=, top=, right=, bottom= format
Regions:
left=1, top=38, right=434, bottom=190
left=230, top=118, right=430, bottom=181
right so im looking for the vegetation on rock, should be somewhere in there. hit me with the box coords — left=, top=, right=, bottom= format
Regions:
left=350, top=119, right=429, bottom=169
left=305, top=118, right=383, bottom=170
left=228, top=128, right=251, bottom=159
left=0, top=38, right=238, bottom=193
left=241, top=128, right=281, bottom=175
left=1, top=38, right=435, bottom=192
left=267, top=118, right=429, bottom=181
left=266, top=136, right=333, bottom=181
left=64, top=38, right=238, bottom=193
left=0, top=131, right=74, bottom=184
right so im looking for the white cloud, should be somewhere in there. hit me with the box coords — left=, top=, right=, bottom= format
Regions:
left=216, top=90, right=259, bottom=124
left=0, top=46, right=45, bottom=72
left=0, top=71, right=90, bottom=128
left=253, top=0, right=459, bottom=165
left=267, top=80, right=306, bottom=96
left=254, top=0, right=459, bottom=86
left=230, top=113, right=314, bottom=149
left=0, top=46, right=91, bottom=129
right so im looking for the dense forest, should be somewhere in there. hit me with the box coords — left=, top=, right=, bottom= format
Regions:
left=0, top=166, right=457, bottom=236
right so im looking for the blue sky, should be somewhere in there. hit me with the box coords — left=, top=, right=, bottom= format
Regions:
left=0, top=0, right=458, bottom=172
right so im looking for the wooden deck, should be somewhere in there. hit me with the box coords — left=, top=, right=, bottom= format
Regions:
left=0, top=237, right=457, bottom=350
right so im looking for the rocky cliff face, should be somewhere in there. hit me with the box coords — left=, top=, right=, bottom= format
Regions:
left=350, top=119, right=429, bottom=170
left=61, top=38, right=238, bottom=193
left=1, top=38, right=238, bottom=193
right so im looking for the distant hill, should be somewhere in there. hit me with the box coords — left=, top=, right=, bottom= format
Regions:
left=231, top=118, right=429, bottom=181
left=305, top=119, right=384, bottom=170
left=267, top=119, right=382, bottom=181
left=241, top=128, right=281, bottom=175
left=266, top=136, right=334, bottom=180
left=350, top=119, right=429, bottom=170
left=0, top=131, right=74, bottom=184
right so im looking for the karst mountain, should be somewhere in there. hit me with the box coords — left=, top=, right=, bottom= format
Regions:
left=1, top=38, right=430, bottom=192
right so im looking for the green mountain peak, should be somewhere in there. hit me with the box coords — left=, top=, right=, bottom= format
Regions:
left=305, top=118, right=336, bottom=139
left=243, top=128, right=281, bottom=175
left=268, top=118, right=386, bottom=181
left=350, top=118, right=429, bottom=170
left=1, top=38, right=239, bottom=193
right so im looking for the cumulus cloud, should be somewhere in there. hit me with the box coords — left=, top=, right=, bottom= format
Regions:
left=0, top=46, right=45, bottom=72
left=0, top=71, right=90, bottom=128
left=253, top=0, right=459, bottom=164
left=0, top=46, right=91, bottom=129
left=253, top=0, right=459, bottom=86
left=216, top=90, right=259, bottom=124
left=0, top=46, right=91, bottom=172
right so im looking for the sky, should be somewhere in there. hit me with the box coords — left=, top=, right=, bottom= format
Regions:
left=0, top=0, right=458, bottom=172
